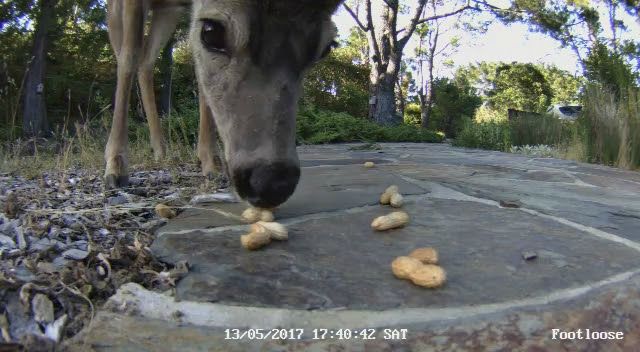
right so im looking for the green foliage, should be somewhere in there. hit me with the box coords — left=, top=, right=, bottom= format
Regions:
left=429, top=78, right=482, bottom=137
left=487, top=62, right=553, bottom=114
left=456, top=62, right=584, bottom=109
left=452, top=120, right=509, bottom=151
left=126, top=102, right=200, bottom=148
left=456, top=111, right=573, bottom=152
left=583, top=42, right=638, bottom=99
left=48, top=1, right=113, bottom=122
left=1, top=0, right=197, bottom=136
left=474, top=105, right=505, bottom=123
left=340, top=27, right=369, bottom=65
left=297, top=105, right=443, bottom=144
left=404, top=78, right=481, bottom=138
left=0, top=0, right=37, bottom=127
left=1, top=0, right=116, bottom=130
left=578, top=84, right=640, bottom=168
left=303, top=48, right=370, bottom=119
left=542, top=65, right=585, bottom=103
left=505, top=0, right=639, bottom=90
left=455, top=61, right=501, bottom=99
left=456, top=83, right=640, bottom=170
left=404, top=103, right=421, bottom=125
left=161, top=104, right=200, bottom=147
left=508, top=112, right=574, bottom=147
left=383, top=124, right=444, bottom=143
left=171, top=34, right=199, bottom=108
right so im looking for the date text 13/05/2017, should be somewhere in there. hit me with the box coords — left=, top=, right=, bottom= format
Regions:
left=224, top=328, right=409, bottom=340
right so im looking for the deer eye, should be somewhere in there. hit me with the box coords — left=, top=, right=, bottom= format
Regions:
left=201, top=19, right=227, bottom=54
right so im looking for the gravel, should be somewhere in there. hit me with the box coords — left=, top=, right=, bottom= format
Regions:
left=0, top=164, right=229, bottom=347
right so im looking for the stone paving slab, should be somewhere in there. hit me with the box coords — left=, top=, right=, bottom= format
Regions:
left=64, top=143, right=640, bottom=351
left=153, top=197, right=640, bottom=310
left=386, top=163, right=640, bottom=242
left=157, top=163, right=426, bottom=235
left=62, top=271, right=640, bottom=351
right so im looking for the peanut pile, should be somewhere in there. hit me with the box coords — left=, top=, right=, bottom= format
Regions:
left=392, top=247, right=446, bottom=288
left=240, top=221, right=288, bottom=250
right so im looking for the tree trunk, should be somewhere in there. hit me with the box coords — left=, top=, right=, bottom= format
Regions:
left=396, top=77, right=404, bottom=120
left=370, top=78, right=398, bottom=126
left=346, top=0, right=437, bottom=127
left=366, top=56, right=380, bottom=121
left=420, top=76, right=434, bottom=129
left=23, top=0, right=58, bottom=137
left=420, top=25, right=437, bottom=130
left=367, top=49, right=401, bottom=126
left=366, top=1, right=401, bottom=126
left=420, top=97, right=431, bottom=130
left=368, top=59, right=399, bottom=126
left=445, top=115, right=455, bottom=137
left=159, top=35, right=175, bottom=116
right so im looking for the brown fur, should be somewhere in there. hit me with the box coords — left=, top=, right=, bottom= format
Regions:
left=105, top=0, right=342, bottom=206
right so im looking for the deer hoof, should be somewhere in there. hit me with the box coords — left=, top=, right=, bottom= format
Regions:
left=105, top=174, right=129, bottom=189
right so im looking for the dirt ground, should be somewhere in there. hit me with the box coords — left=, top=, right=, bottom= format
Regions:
left=0, top=163, right=227, bottom=350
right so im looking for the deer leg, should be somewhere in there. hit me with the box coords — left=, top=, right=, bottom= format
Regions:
left=197, top=83, right=226, bottom=182
left=104, top=0, right=145, bottom=189
left=138, top=6, right=182, bottom=161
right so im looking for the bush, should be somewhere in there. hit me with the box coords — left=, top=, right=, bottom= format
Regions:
left=430, top=78, right=483, bottom=138
left=487, top=63, right=553, bottom=116
left=474, top=105, right=505, bottom=123
left=128, top=104, right=443, bottom=149
left=452, top=120, right=509, bottom=151
left=458, top=109, right=574, bottom=153
left=303, top=50, right=370, bottom=119
left=404, top=103, right=421, bottom=125
left=297, top=105, right=443, bottom=144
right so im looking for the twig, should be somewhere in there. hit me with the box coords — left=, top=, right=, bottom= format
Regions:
left=57, top=280, right=95, bottom=323
left=23, top=204, right=246, bottom=222
left=343, top=4, right=368, bottom=31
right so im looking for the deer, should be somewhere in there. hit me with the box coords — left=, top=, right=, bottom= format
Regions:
left=104, top=0, right=342, bottom=208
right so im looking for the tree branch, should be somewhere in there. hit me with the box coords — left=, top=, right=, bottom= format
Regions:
left=435, top=42, right=452, bottom=57
left=472, top=0, right=522, bottom=15
left=381, top=0, right=395, bottom=7
left=416, top=3, right=474, bottom=26
left=397, top=0, right=427, bottom=49
left=343, top=3, right=368, bottom=31
left=365, top=0, right=382, bottom=67
left=398, top=0, right=512, bottom=46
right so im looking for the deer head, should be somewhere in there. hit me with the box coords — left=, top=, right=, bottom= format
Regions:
left=191, top=0, right=342, bottom=207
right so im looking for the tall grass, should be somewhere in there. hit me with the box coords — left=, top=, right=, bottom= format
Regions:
left=1, top=57, right=28, bottom=142
left=508, top=113, right=573, bottom=147
left=579, top=85, right=639, bottom=169
left=452, top=120, right=509, bottom=151
left=454, top=84, right=640, bottom=170
left=0, top=103, right=200, bottom=178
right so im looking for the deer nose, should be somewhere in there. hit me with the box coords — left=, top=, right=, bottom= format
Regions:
left=234, top=161, right=300, bottom=208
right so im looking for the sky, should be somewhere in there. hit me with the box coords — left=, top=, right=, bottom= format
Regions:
left=331, top=2, right=638, bottom=80
left=445, top=22, right=583, bottom=75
